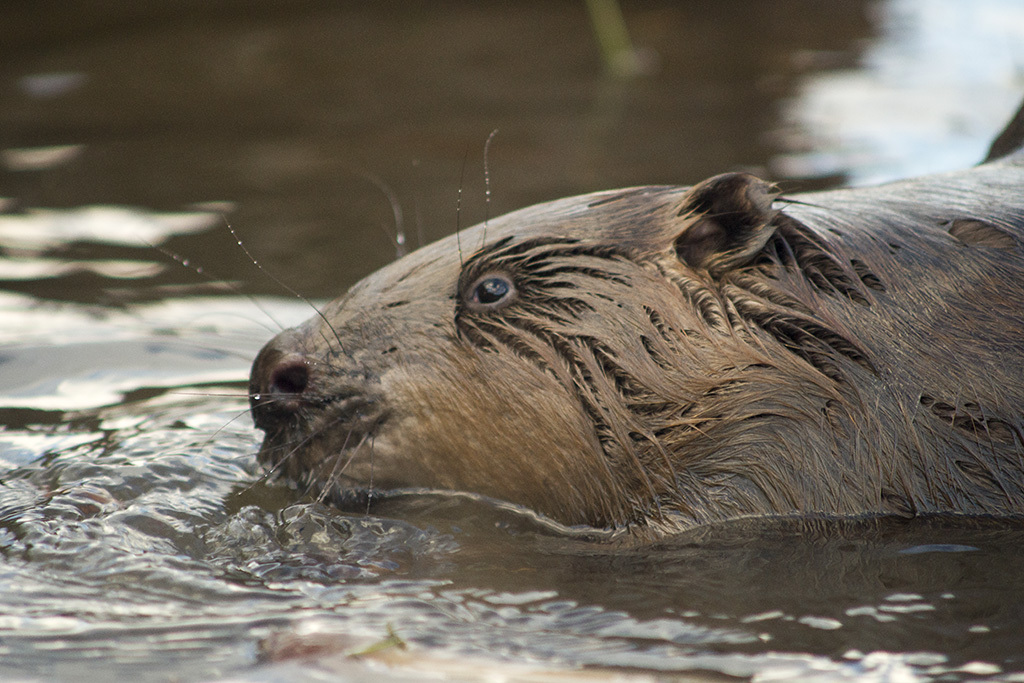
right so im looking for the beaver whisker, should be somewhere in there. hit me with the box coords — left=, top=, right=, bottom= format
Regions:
left=189, top=404, right=265, bottom=456
left=262, top=422, right=362, bottom=503
left=253, top=438, right=308, bottom=482
left=479, top=128, right=499, bottom=251
left=150, top=239, right=290, bottom=334
left=252, top=387, right=383, bottom=491
left=356, top=171, right=406, bottom=260
left=312, top=430, right=373, bottom=505
left=224, top=220, right=347, bottom=356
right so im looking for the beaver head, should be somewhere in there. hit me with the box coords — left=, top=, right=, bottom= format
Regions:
left=250, top=172, right=910, bottom=536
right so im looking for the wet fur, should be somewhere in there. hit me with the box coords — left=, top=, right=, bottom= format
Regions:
left=251, top=134, right=1024, bottom=540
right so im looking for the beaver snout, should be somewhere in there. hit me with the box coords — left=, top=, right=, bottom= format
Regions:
left=249, top=331, right=314, bottom=431
left=249, top=329, right=388, bottom=443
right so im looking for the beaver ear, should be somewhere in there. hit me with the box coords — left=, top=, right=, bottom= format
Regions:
left=674, top=172, right=778, bottom=275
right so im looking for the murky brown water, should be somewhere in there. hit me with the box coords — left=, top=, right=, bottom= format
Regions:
left=2, top=1, right=1024, bottom=681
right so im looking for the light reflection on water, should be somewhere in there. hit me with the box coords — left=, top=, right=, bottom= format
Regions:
left=774, top=0, right=1024, bottom=184
left=2, top=0, right=1024, bottom=680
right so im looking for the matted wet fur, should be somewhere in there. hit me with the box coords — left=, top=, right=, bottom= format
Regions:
left=250, top=115, right=1024, bottom=540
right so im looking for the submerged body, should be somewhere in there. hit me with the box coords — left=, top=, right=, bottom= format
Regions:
left=250, top=143, right=1024, bottom=539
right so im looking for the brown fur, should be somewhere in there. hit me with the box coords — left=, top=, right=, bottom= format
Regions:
left=250, top=134, right=1024, bottom=540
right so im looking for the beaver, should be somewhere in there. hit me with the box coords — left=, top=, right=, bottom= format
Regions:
left=249, top=111, right=1024, bottom=539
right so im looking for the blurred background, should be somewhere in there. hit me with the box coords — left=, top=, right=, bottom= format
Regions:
left=3, top=0, right=1022, bottom=302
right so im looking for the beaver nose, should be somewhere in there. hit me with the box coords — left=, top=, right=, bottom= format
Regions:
left=249, top=332, right=313, bottom=430
left=267, top=357, right=309, bottom=397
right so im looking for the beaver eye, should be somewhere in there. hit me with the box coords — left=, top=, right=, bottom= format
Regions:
left=476, top=277, right=510, bottom=303
left=466, top=273, right=516, bottom=310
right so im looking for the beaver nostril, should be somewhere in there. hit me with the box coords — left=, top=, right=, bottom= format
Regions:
left=270, top=360, right=309, bottom=397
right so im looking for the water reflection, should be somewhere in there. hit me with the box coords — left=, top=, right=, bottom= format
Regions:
left=775, top=0, right=1024, bottom=184
left=0, top=205, right=220, bottom=249
left=1, top=0, right=882, bottom=298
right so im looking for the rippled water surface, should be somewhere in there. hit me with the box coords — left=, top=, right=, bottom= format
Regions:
left=3, top=1, right=1024, bottom=681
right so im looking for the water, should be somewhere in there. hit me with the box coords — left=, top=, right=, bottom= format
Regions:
left=2, top=2, right=1024, bottom=681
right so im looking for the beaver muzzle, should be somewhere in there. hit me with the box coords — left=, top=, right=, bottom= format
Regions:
left=249, top=328, right=388, bottom=479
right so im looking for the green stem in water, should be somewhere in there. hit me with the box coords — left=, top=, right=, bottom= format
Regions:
left=585, top=0, right=642, bottom=77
